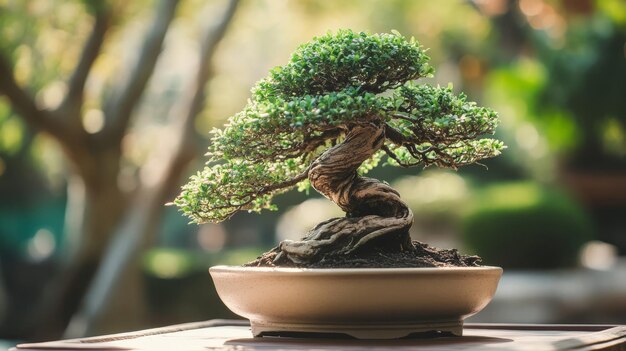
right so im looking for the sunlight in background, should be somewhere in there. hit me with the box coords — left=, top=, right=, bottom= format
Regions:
left=29, top=135, right=65, bottom=190
left=580, top=241, right=618, bottom=270
left=393, top=171, right=468, bottom=208
left=393, top=171, right=470, bottom=247
left=515, top=123, right=540, bottom=151
left=13, top=45, right=32, bottom=85
left=472, top=0, right=509, bottom=16
left=520, top=0, right=567, bottom=39
left=276, top=198, right=343, bottom=242
left=116, top=166, right=138, bottom=193
left=602, top=118, right=626, bottom=156
left=479, top=182, right=542, bottom=209
left=36, top=81, right=67, bottom=110
left=145, top=250, right=194, bottom=279
left=0, top=118, right=22, bottom=154
left=27, top=228, right=56, bottom=262
left=197, top=224, right=227, bottom=253
left=82, top=109, right=105, bottom=134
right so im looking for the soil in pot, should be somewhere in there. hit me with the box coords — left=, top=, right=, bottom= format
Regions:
left=247, top=240, right=481, bottom=268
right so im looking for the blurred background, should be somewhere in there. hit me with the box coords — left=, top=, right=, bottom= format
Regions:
left=0, top=0, right=625, bottom=346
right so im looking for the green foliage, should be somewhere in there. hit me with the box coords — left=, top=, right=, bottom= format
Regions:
left=486, top=9, right=626, bottom=169
left=253, top=29, right=433, bottom=98
left=387, top=138, right=504, bottom=169
left=175, top=30, right=504, bottom=223
left=178, top=159, right=306, bottom=223
left=461, top=182, right=594, bottom=269
left=391, top=83, right=499, bottom=139
left=385, top=83, right=504, bottom=168
left=210, top=87, right=383, bottom=162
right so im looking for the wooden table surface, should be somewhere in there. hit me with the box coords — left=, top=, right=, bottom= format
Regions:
left=12, top=320, right=626, bottom=351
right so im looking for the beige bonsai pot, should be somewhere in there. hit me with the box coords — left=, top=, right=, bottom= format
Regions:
left=210, top=265, right=502, bottom=339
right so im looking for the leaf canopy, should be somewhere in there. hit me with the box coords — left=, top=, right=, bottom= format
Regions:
left=175, top=30, right=504, bottom=223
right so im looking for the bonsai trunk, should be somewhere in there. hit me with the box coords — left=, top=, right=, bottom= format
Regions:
left=273, top=123, right=415, bottom=265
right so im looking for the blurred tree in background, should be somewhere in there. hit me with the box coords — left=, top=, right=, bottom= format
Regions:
left=476, top=0, right=626, bottom=250
left=0, top=0, right=239, bottom=339
left=0, top=0, right=625, bottom=342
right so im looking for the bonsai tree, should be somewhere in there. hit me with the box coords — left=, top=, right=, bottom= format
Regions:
left=174, top=30, right=504, bottom=267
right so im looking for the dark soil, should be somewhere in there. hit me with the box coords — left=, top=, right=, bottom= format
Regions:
left=245, top=241, right=482, bottom=268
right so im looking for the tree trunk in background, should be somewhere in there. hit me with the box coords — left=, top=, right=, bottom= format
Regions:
left=63, top=188, right=164, bottom=337
left=32, top=163, right=128, bottom=339
left=80, top=187, right=176, bottom=336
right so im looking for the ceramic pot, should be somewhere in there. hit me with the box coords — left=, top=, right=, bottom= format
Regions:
left=210, top=265, right=502, bottom=339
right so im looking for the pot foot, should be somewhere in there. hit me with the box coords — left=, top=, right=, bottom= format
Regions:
left=250, top=320, right=463, bottom=339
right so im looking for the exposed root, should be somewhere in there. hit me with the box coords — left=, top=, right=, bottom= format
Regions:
left=273, top=209, right=413, bottom=265
left=246, top=240, right=481, bottom=268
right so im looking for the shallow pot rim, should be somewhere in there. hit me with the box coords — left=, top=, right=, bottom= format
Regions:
left=209, top=265, right=503, bottom=275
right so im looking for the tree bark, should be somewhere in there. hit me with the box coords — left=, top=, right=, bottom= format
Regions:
left=272, top=123, right=414, bottom=265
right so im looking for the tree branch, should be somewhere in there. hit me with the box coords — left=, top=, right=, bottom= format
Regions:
left=191, top=167, right=309, bottom=221
left=392, top=112, right=420, bottom=123
left=382, top=145, right=415, bottom=168
left=384, top=123, right=408, bottom=145
left=261, top=168, right=310, bottom=193
left=61, top=6, right=112, bottom=119
left=104, top=0, right=179, bottom=140
left=0, top=54, right=71, bottom=143
left=234, top=127, right=343, bottom=162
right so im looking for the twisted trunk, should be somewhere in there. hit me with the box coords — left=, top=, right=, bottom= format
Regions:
left=272, top=123, right=414, bottom=265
